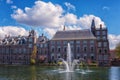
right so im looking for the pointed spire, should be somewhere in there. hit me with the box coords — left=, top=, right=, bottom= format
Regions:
left=63, top=25, right=65, bottom=31
left=91, top=18, right=95, bottom=28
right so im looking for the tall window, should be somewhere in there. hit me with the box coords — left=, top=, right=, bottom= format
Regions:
left=44, top=44, right=47, bottom=47
left=57, top=41, right=61, bottom=45
left=76, top=41, right=80, bottom=44
left=102, top=31, right=106, bottom=35
left=58, top=47, right=61, bottom=52
left=97, top=36, right=100, bottom=40
left=63, top=41, right=67, bottom=45
left=29, top=44, right=32, bottom=48
left=90, top=40, right=94, bottom=44
left=83, top=40, right=87, bottom=44
left=91, top=47, right=94, bottom=52
left=96, top=31, right=100, bottom=35
left=104, top=42, right=107, bottom=47
left=51, top=47, right=54, bottom=53
left=76, top=45, right=80, bottom=53
left=83, top=47, right=87, bottom=52
left=51, top=41, right=55, bottom=44
left=104, top=49, right=107, bottom=53
left=64, top=47, right=67, bottom=52
left=99, top=49, right=101, bottom=54
left=77, top=47, right=80, bottom=53
left=40, top=44, right=43, bottom=48
left=70, top=41, right=74, bottom=44
left=91, top=56, right=94, bottom=60
left=98, top=42, right=102, bottom=47
left=29, top=38, right=32, bottom=42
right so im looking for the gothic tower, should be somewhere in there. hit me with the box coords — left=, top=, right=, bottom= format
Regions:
left=91, top=18, right=96, bottom=36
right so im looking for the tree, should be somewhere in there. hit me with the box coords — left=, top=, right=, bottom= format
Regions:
left=30, top=45, right=37, bottom=64
left=115, top=42, right=120, bottom=58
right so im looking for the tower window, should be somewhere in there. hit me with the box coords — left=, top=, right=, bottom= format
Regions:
left=96, top=31, right=100, bottom=35
left=99, top=49, right=101, bottom=53
left=102, top=31, right=106, bottom=35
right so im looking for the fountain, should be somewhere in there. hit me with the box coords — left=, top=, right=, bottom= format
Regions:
left=57, top=43, right=91, bottom=73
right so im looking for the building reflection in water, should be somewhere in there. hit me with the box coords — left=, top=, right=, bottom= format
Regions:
left=109, top=67, right=120, bottom=80
left=65, top=72, right=85, bottom=80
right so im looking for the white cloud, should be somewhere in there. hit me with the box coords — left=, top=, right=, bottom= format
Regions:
left=6, top=0, right=13, bottom=4
left=64, top=2, right=75, bottom=11
left=0, top=26, right=28, bottom=39
left=108, top=34, right=120, bottom=49
left=11, top=0, right=117, bottom=49
left=64, top=13, right=77, bottom=25
left=11, top=5, right=17, bottom=9
left=11, top=1, right=64, bottom=28
left=77, top=15, right=106, bottom=29
left=103, top=6, right=110, bottom=11
left=11, top=1, right=105, bottom=29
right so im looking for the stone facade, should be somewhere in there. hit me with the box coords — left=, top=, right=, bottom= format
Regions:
left=0, top=30, right=37, bottom=64
left=49, top=19, right=110, bottom=66
left=0, top=19, right=110, bottom=65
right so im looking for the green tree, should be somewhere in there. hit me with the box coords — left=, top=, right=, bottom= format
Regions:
left=30, top=45, right=37, bottom=64
left=115, top=42, right=120, bottom=58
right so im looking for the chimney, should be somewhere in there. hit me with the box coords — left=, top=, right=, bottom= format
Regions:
left=42, top=33, right=44, bottom=37
left=100, top=24, right=102, bottom=29
left=63, top=25, right=65, bottom=31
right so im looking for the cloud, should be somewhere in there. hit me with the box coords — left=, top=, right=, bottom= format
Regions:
left=11, top=0, right=117, bottom=49
left=64, top=2, right=75, bottom=11
left=11, top=1, right=105, bottom=29
left=108, top=34, right=120, bottom=49
left=78, top=14, right=106, bottom=29
left=102, top=6, right=110, bottom=11
left=11, top=0, right=105, bottom=37
left=11, top=5, right=17, bottom=9
left=64, top=13, right=77, bottom=25
left=11, top=1, right=64, bottom=28
left=6, top=0, right=13, bottom=4
left=0, top=26, right=28, bottom=39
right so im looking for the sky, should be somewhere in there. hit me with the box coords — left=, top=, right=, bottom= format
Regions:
left=0, top=0, right=120, bottom=49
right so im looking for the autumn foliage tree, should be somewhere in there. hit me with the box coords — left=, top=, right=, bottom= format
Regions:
left=30, top=45, right=37, bottom=64
left=115, top=42, right=120, bottom=59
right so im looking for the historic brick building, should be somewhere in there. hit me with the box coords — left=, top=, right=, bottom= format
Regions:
left=91, top=19, right=110, bottom=65
left=0, top=19, right=110, bottom=65
left=0, top=30, right=37, bottom=64
left=36, top=34, right=49, bottom=63
left=49, top=19, right=110, bottom=65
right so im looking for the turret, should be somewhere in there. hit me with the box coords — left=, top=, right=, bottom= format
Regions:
left=91, top=18, right=96, bottom=36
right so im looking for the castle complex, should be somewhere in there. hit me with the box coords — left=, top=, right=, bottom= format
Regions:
left=0, top=19, right=110, bottom=66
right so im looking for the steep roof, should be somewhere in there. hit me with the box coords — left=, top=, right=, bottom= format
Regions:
left=51, top=29, right=96, bottom=40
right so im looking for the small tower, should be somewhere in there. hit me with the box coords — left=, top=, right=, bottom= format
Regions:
left=91, top=18, right=96, bottom=36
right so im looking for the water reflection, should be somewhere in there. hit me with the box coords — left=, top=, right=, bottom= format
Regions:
left=30, top=66, right=37, bottom=80
left=0, top=66, right=120, bottom=80
left=109, top=67, right=120, bottom=80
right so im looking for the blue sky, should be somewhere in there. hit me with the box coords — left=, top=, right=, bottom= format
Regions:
left=0, top=0, right=120, bottom=49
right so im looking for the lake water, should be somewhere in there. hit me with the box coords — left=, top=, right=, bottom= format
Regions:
left=0, top=65, right=120, bottom=80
